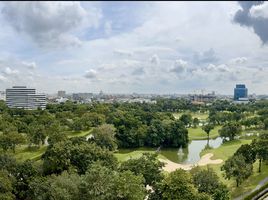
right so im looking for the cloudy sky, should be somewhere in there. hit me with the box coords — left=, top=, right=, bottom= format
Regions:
left=0, top=1, right=268, bottom=95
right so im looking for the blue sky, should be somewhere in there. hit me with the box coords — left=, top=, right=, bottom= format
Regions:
left=0, top=1, right=268, bottom=94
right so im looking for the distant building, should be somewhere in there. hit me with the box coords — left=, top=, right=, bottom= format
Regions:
left=0, top=91, right=5, bottom=101
left=72, top=93, right=93, bottom=102
left=6, top=86, right=46, bottom=110
left=189, top=93, right=216, bottom=104
left=55, top=97, right=69, bottom=103
left=57, top=90, right=66, bottom=98
left=234, top=84, right=248, bottom=100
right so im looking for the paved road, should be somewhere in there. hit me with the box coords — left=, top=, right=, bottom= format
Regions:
left=234, top=177, right=268, bottom=200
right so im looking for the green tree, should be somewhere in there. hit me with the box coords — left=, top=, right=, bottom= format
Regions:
left=70, top=142, right=117, bottom=174
left=252, top=138, right=268, bottom=172
left=0, top=132, right=25, bottom=153
left=191, top=167, right=230, bottom=200
left=0, top=170, right=15, bottom=200
left=28, top=177, right=51, bottom=200
left=212, top=184, right=230, bottom=200
left=0, top=154, right=16, bottom=172
left=221, top=154, right=253, bottom=187
left=2, top=122, right=18, bottom=135
left=202, top=124, right=214, bottom=142
left=81, top=112, right=105, bottom=129
left=169, top=120, right=189, bottom=148
left=42, top=141, right=72, bottom=175
left=42, top=140, right=117, bottom=175
left=120, top=153, right=164, bottom=186
left=179, top=114, right=192, bottom=127
left=28, top=172, right=81, bottom=200
left=234, top=144, right=256, bottom=164
left=193, top=118, right=199, bottom=128
left=72, top=117, right=84, bottom=131
left=79, top=163, right=146, bottom=200
left=13, top=160, right=38, bottom=199
left=91, top=124, right=118, bottom=151
left=150, top=169, right=210, bottom=200
left=219, top=122, right=242, bottom=141
left=47, top=131, right=67, bottom=145
left=113, top=170, right=146, bottom=200
left=27, top=123, right=46, bottom=146
left=263, top=118, right=268, bottom=130
left=146, top=120, right=165, bottom=147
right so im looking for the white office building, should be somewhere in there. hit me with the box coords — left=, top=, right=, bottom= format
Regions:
left=6, top=86, right=46, bottom=110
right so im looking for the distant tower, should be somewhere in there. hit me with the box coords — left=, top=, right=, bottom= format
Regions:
left=234, top=84, right=248, bottom=100
left=58, top=90, right=66, bottom=98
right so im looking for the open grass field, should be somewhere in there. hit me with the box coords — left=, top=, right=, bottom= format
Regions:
left=11, top=129, right=93, bottom=162
left=66, top=129, right=93, bottom=138
left=9, top=121, right=267, bottom=198
left=114, top=147, right=167, bottom=162
left=173, top=112, right=209, bottom=120
left=200, top=138, right=268, bottom=198
left=115, top=148, right=154, bottom=162
left=188, top=126, right=221, bottom=140
left=14, top=145, right=47, bottom=161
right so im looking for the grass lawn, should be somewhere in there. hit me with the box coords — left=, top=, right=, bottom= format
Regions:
left=14, top=145, right=47, bottom=161
left=66, top=129, right=93, bottom=138
left=231, top=163, right=268, bottom=199
left=199, top=138, right=268, bottom=198
left=12, top=129, right=93, bottom=162
left=188, top=126, right=221, bottom=140
left=173, top=112, right=209, bottom=120
left=114, top=148, right=167, bottom=162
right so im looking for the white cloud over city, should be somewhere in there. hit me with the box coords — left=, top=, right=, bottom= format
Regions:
left=0, top=1, right=267, bottom=94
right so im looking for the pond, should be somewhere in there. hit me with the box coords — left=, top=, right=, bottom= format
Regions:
left=117, top=137, right=223, bottom=164
left=160, top=137, right=223, bottom=164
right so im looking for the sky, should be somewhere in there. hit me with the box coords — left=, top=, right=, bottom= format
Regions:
left=0, top=1, right=268, bottom=95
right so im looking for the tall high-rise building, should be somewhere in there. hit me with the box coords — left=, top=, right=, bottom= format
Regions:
left=6, top=86, right=46, bottom=110
left=234, top=84, right=248, bottom=100
left=57, top=90, right=66, bottom=98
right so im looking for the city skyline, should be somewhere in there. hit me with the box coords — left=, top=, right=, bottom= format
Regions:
left=0, top=2, right=268, bottom=94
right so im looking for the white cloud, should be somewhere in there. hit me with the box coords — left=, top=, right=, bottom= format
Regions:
left=0, top=2, right=267, bottom=94
left=132, top=67, right=145, bottom=75
left=113, top=49, right=132, bottom=57
left=2, top=2, right=101, bottom=48
left=229, top=57, right=248, bottom=65
left=193, top=48, right=218, bottom=65
left=104, top=21, right=112, bottom=35
left=84, top=69, right=97, bottom=79
left=250, top=2, right=268, bottom=19
left=169, top=59, right=187, bottom=74
left=3, top=67, right=19, bottom=75
left=22, top=61, right=37, bottom=69
left=150, top=54, right=160, bottom=65
left=0, top=75, right=7, bottom=82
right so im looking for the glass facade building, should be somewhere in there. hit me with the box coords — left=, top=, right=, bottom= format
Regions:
left=234, top=84, right=248, bottom=100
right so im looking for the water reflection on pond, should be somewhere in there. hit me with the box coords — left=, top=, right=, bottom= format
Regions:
left=160, top=137, right=223, bottom=164
left=117, top=137, right=223, bottom=164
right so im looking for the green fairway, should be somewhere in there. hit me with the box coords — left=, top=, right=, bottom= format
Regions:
left=114, top=148, right=167, bottom=162
left=14, top=145, right=47, bottom=161
left=66, top=129, right=93, bottom=138
left=173, top=112, right=209, bottom=120
left=188, top=126, right=221, bottom=140
left=12, top=129, right=93, bottom=162
left=201, top=139, right=251, bottom=162
left=114, top=148, right=155, bottom=162
left=199, top=139, right=268, bottom=198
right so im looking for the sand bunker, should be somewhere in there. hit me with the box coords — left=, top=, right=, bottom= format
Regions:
left=160, top=153, right=223, bottom=172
